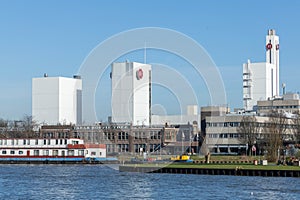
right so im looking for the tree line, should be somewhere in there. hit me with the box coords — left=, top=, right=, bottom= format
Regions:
left=238, top=111, right=300, bottom=162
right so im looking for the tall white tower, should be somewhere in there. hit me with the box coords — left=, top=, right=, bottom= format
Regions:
left=243, top=29, right=280, bottom=111
left=111, top=61, right=151, bottom=126
left=32, top=75, right=82, bottom=125
left=266, top=29, right=280, bottom=97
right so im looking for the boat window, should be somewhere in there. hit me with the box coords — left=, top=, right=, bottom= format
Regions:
left=64, top=139, right=67, bottom=145
left=44, top=140, right=46, bottom=145
left=60, top=139, right=63, bottom=145
left=4, top=140, right=7, bottom=145
left=56, top=139, right=58, bottom=145
left=27, top=140, right=30, bottom=145
left=91, top=152, right=96, bottom=156
left=34, top=150, right=39, bottom=156
left=68, top=150, right=74, bottom=156
left=53, top=150, right=58, bottom=156
left=78, top=150, right=84, bottom=156
left=47, top=139, right=50, bottom=145
left=23, top=140, right=26, bottom=145
left=2, top=150, right=7, bottom=154
left=35, top=139, right=38, bottom=145
left=19, top=151, right=23, bottom=155
left=72, top=140, right=79, bottom=145
left=10, top=150, right=15, bottom=155
left=43, top=150, right=49, bottom=156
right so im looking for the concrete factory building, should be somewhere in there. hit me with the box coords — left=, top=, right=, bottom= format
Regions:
left=243, top=29, right=280, bottom=111
left=32, top=75, right=82, bottom=125
left=111, top=61, right=151, bottom=126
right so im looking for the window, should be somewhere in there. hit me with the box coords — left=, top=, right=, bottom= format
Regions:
left=23, top=140, right=26, bottom=145
left=78, top=150, right=84, bottom=156
left=53, top=150, right=58, bottom=156
left=19, top=151, right=23, bottom=155
left=44, top=140, right=46, bottom=145
left=47, top=139, right=50, bottom=145
left=56, top=139, right=58, bottom=145
left=2, top=150, right=7, bottom=154
left=34, top=150, right=39, bottom=156
left=10, top=150, right=15, bottom=155
left=35, top=139, right=38, bottom=145
left=91, top=152, right=96, bottom=156
left=68, top=150, right=74, bottom=156
left=60, top=139, right=63, bottom=145
left=27, top=140, right=30, bottom=145
left=43, top=150, right=49, bottom=156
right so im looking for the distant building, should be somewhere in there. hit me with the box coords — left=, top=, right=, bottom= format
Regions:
left=200, top=106, right=229, bottom=136
left=38, top=122, right=204, bottom=155
left=111, top=61, right=151, bottom=126
left=243, top=29, right=280, bottom=111
left=32, top=75, right=82, bottom=125
left=257, top=93, right=300, bottom=115
left=151, top=105, right=200, bottom=126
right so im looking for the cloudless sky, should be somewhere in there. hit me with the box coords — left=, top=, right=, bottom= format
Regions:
left=0, top=1, right=300, bottom=121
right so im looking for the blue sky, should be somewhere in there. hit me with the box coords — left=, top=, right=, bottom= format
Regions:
left=0, top=1, right=300, bottom=121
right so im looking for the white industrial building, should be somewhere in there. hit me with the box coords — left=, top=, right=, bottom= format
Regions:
left=243, top=29, right=280, bottom=111
left=32, top=75, right=82, bottom=125
left=151, top=105, right=200, bottom=126
left=111, top=62, right=151, bottom=126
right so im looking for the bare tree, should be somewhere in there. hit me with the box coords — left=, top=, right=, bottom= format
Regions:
left=0, top=118, right=8, bottom=127
left=264, top=111, right=288, bottom=162
left=237, top=116, right=260, bottom=156
left=22, top=115, right=39, bottom=138
left=292, top=112, right=300, bottom=144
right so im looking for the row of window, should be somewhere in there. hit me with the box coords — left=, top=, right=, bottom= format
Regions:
left=106, top=143, right=160, bottom=153
left=0, top=149, right=86, bottom=156
left=258, top=105, right=300, bottom=110
left=42, top=131, right=162, bottom=141
left=0, top=139, right=69, bottom=146
left=75, top=125, right=131, bottom=130
left=206, top=122, right=240, bottom=127
left=208, top=133, right=240, bottom=139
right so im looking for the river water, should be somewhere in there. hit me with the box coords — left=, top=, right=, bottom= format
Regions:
left=0, top=164, right=299, bottom=199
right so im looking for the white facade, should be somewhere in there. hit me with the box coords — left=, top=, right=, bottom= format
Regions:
left=243, top=62, right=276, bottom=110
left=243, top=29, right=280, bottom=111
left=151, top=105, right=200, bottom=126
left=32, top=76, right=82, bottom=125
left=151, top=114, right=200, bottom=126
left=266, top=29, right=280, bottom=95
left=111, top=62, right=151, bottom=126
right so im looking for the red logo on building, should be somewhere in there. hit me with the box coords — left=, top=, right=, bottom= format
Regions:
left=136, top=69, right=143, bottom=80
left=266, top=43, right=272, bottom=50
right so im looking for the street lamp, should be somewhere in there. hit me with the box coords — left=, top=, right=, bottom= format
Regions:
left=181, top=131, right=185, bottom=155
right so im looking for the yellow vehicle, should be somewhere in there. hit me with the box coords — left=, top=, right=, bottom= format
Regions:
left=170, top=155, right=193, bottom=163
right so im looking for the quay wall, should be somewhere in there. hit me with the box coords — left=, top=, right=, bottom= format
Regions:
left=119, top=166, right=300, bottom=177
